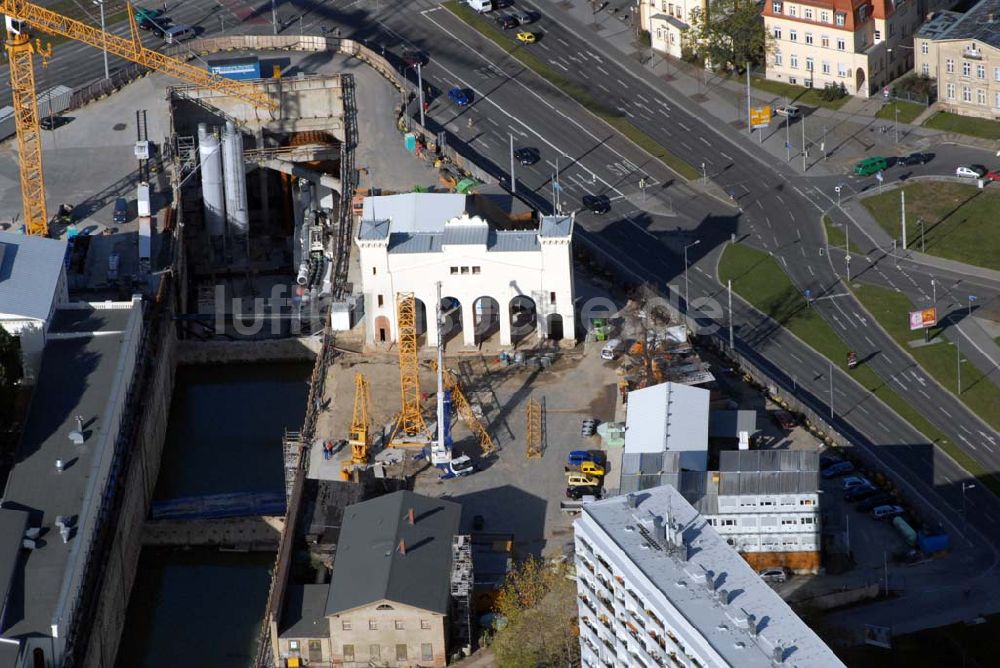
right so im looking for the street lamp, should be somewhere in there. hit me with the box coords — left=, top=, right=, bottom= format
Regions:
left=684, top=240, right=701, bottom=317
left=93, top=0, right=109, bottom=80
left=894, top=105, right=900, bottom=144
left=918, top=218, right=925, bottom=253
left=962, top=482, right=975, bottom=533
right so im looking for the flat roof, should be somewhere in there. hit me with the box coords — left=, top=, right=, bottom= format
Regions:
left=579, top=485, right=844, bottom=667
left=708, top=410, right=759, bottom=440
left=1, top=304, right=138, bottom=642
left=625, top=382, right=710, bottom=456
left=279, top=584, right=331, bottom=638
left=0, top=510, right=28, bottom=627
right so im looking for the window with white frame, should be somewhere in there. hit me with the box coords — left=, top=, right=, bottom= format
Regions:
left=774, top=51, right=783, bottom=65
left=772, top=0, right=782, bottom=12
left=837, top=38, right=846, bottom=50
left=946, top=83, right=955, bottom=99
left=773, top=27, right=782, bottom=39
left=788, top=5, right=796, bottom=16
left=921, top=42, right=928, bottom=54
left=835, top=11, right=846, bottom=26
left=962, top=61, right=971, bottom=76
left=806, top=56, right=814, bottom=71
left=977, top=64, right=986, bottom=79
left=789, top=29, right=797, bottom=41
left=922, top=63, right=929, bottom=76
left=963, top=86, right=972, bottom=102
left=978, top=89, right=987, bottom=105
left=995, top=67, right=1000, bottom=81
left=995, top=91, right=1000, bottom=107
left=804, top=7, right=813, bottom=19
left=837, top=62, right=847, bottom=77
left=946, top=59, right=954, bottom=73
left=805, top=32, right=813, bottom=45
left=790, top=53, right=798, bottom=68
left=822, top=61, right=831, bottom=74
left=821, top=35, right=829, bottom=47
left=875, top=29, right=881, bottom=42
left=821, top=11, right=830, bottom=22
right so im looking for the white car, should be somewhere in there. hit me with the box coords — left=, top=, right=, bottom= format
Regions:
left=955, top=165, right=986, bottom=178
left=774, top=105, right=801, bottom=118
left=758, top=567, right=790, bottom=583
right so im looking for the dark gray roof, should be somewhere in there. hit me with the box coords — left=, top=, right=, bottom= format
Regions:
left=1, top=304, right=138, bottom=642
left=916, top=10, right=962, bottom=39
left=357, top=219, right=390, bottom=241
left=325, top=491, right=461, bottom=616
left=619, top=470, right=719, bottom=513
left=918, top=0, right=1000, bottom=47
left=386, top=229, right=540, bottom=254
left=719, top=449, right=819, bottom=472
left=708, top=410, right=759, bottom=439
left=280, top=584, right=331, bottom=638
left=652, top=13, right=689, bottom=30
left=718, top=470, right=818, bottom=496
left=538, top=215, right=572, bottom=238
left=0, top=232, right=66, bottom=322
left=0, top=509, right=28, bottom=624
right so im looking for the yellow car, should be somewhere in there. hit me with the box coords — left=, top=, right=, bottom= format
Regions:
left=516, top=31, right=536, bottom=44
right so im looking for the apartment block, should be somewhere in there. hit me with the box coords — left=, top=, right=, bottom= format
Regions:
left=763, top=0, right=956, bottom=98
left=915, top=0, right=1000, bottom=118
left=639, top=0, right=709, bottom=59
left=574, top=485, right=843, bottom=667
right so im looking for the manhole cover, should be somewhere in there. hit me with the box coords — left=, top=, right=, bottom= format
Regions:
left=113, top=123, right=127, bottom=131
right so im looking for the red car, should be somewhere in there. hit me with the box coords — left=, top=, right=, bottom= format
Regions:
left=772, top=410, right=797, bottom=430
left=985, top=170, right=1000, bottom=182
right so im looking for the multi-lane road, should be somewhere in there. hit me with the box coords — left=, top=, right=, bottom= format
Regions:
left=6, top=0, right=1000, bottom=627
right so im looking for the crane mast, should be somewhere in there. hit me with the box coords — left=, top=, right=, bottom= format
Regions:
left=1, top=0, right=275, bottom=235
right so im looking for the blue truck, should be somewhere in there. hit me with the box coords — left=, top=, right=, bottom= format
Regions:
left=207, top=56, right=262, bottom=81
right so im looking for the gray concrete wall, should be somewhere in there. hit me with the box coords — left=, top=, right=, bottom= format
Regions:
left=142, top=516, right=284, bottom=549
left=176, top=336, right=320, bottom=364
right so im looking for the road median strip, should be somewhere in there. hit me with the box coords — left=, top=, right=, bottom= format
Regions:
left=443, top=1, right=701, bottom=181
left=718, top=243, right=1000, bottom=498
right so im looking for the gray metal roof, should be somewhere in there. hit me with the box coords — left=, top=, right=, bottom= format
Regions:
left=442, top=222, right=489, bottom=246
left=385, top=229, right=540, bottom=254
left=360, top=193, right=469, bottom=234
left=619, top=471, right=720, bottom=514
left=0, top=304, right=138, bottom=643
left=490, top=231, right=539, bottom=252
left=652, top=13, right=690, bottom=30
left=580, top=485, right=844, bottom=667
left=357, top=219, right=390, bottom=241
left=719, top=470, right=819, bottom=496
left=325, top=491, right=461, bottom=616
left=0, top=232, right=66, bottom=322
left=280, top=584, right=332, bottom=638
left=917, top=0, right=1000, bottom=47
left=538, top=215, right=572, bottom=237
left=719, top=449, right=819, bottom=473
left=624, top=382, right=710, bottom=456
left=708, top=410, right=759, bottom=439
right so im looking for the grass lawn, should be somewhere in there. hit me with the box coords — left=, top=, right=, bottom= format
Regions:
left=860, top=181, right=1000, bottom=271
left=750, top=77, right=852, bottom=110
left=852, top=283, right=1000, bottom=432
left=924, top=111, right=1000, bottom=140
left=874, top=100, right=925, bottom=124
left=822, top=215, right=863, bottom=254
left=444, top=2, right=701, bottom=180
left=719, top=243, right=1000, bottom=497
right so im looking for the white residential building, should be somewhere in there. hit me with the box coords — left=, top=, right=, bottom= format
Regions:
left=640, top=0, right=709, bottom=59
left=574, top=485, right=844, bottom=668
left=0, top=231, right=68, bottom=383
left=354, top=193, right=575, bottom=348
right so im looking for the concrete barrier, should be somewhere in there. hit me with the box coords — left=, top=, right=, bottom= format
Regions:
left=142, top=516, right=284, bottom=549
left=176, top=337, right=320, bottom=364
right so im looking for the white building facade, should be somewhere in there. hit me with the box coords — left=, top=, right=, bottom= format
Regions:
left=574, top=485, right=843, bottom=668
left=355, top=193, right=575, bottom=348
left=640, top=0, right=708, bottom=59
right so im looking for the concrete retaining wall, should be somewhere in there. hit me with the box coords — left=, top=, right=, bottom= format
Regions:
left=176, top=337, right=321, bottom=364
left=792, top=582, right=881, bottom=611
left=143, top=516, right=283, bottom=549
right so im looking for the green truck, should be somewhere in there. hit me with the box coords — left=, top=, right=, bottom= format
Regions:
left=134, top=6, right=163, bottom=22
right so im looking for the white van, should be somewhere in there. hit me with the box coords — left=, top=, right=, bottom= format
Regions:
left=601, top=339, right=623, bottom=361
left=467, top=0, right=493, bottom=12
left=164, top=24, right=195, bottom=44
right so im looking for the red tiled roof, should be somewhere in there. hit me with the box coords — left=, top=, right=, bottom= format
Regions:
left=761, top=0, right=886, bottom=32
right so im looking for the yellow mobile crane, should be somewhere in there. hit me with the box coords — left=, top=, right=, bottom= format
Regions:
left=2, top=0, right=276, bottom=236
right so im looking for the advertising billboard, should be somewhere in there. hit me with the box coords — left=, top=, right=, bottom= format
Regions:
left=908, top=307, right=937, bottom=331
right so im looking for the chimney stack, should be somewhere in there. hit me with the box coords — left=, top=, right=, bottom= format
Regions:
left=398, top=538, right=406, bottom=555
left=408, top=508, right=415, bottom=525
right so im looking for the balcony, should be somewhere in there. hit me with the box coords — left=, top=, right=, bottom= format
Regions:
left=579, top=594, right=597, bottom=615
left=963, top=47, right=983, bottom=60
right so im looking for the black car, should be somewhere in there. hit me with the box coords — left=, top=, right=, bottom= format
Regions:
left=844, top=484, right=880, bottom=502
left=495, top=14, right=519, bottom=29
left=401, top=50, right=426, bottom=68
left=582, top=194, right=611, bottom=214
left=513, top=147, right=540, bottom=165
left=566, top=485, right=602, bottom=500
left=139, top=18, right=167, bottom=36
left=857, top=492, right=896, bottom=511
left=902, top=152, right=933, bottom=166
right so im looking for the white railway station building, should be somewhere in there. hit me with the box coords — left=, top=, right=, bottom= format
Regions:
left=355, top=193, right=575, bottom=348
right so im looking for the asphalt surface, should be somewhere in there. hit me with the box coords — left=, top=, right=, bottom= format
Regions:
left=4, top=0, right=1000, bottom=630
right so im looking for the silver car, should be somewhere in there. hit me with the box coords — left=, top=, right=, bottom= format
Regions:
left=758, top=567, right=790, bottom=583
left=955, top=164, right=986, bottom=178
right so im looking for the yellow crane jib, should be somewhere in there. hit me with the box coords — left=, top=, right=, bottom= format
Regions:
left=389, top=292, right=430, bottom=445
left=348, top=372, right=371, bottom=466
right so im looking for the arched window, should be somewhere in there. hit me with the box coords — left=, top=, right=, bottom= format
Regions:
left=376, top=604, right=394, bottom=611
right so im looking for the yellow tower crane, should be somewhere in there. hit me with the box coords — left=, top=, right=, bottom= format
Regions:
left=348, top=372, right=371, bottom=466
left=2, top=0, right=276, bottom=236
left=439, top=366, right=495, bottom=457
left=389, top=292, right=429, bottom=445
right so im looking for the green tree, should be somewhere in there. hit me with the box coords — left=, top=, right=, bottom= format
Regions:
left=489, top=557, right=580, bottom=667
left=686, top=0, right=770, bottom=72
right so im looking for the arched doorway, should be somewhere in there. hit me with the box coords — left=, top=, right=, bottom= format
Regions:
left=855, top=67, right=866, bottom=96
left=546, top=313, right=564, bottom=340
left=473, top=296, right=500, bottom=344
left=440, top=296, right=463, bottom=343
left=509, top=295, right=537, bottom=344
left=373, top=315, right=390, bottom=344
left=413, top=297, right=428, bottom=344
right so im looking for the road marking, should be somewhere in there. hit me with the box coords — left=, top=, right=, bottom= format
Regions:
left=877, top=421, right=890, bottom=433
left=985, top=513, right=998, bottom=524
left=959, top=434, right=975, bottom=449
left=551, top=60, right=569, bottom=72
left=596, top=66, right=609, bottom=76
left=699, top=137, right=710, bottom=146
left=892, top=375, right=907, bottom=390
left=959, top=424, right=972, bottom=434
left=832, top=314, right=847, bottom=330
left=789, top=352, right=803, bottom=363
left=764, top=216, right=771, bottom=228
left=538, top=42, right=551, bottom=51
left=586, top=50, right=602, bottom=62
left=658, top=108, right=670, bottom=118
left=474, top=136, right=490, bottom=148
left=918, top=389, right=930, bottom=399
left=617, top=107, right=635, bottom=118
left=807, top=265, right=815, bottom=276
left=864, top=335, right=874, bottom=346
left=775, top=194, right=785, bottom=204
left=721, top=152, right=733, bottom=161
left=678, top=122, right=690, bottom=132
left=939, top=406, right=952, bottom=418
left=557, top=37, right=570, bottom=46
left=617, top=79, right=629, bottom=88
left=486, top=117, right=499, bottom=126
left=598, top=83, right=610, bottom=92
left=781, top=255, right=788, bottom=269
left=680, top=141, right=692, bottom=151
left=637, top=93, right=650, bottom=103
left=979, top=430, right=997, bottom=446
left=858, top=405, right=870, bottom=415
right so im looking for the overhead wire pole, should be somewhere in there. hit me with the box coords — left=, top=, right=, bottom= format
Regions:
left=829, top=361, right=834, bottom=419
left=728, top=279, right=734, bottom=350
left=801, top=114, right=807, bottom=171
left=93, top=0, right=108, bottom=80
left=271, top=0, right=278, bottom=34
left=509, top=133, right=515, bottom=194
left=417, top=62, right=425, bottom=127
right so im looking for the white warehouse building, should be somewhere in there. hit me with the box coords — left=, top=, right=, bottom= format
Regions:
left=574, top=485, right=843, bottom=668
left=0, top=231, right=69, bottom=383
left=355, top=193, right=575, bottom=348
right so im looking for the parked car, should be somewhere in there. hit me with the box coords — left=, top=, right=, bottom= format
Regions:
left=582, top=194, right=611, bottom=214
left=567, top=473, right=602, bottom=488
left=821, top=460, right=855, bottom=478
left=513, top=10, right=536, bottom=24
left=401, top=50, right=426, bottom=67
left=984, top=170, right=1000, bottom=182
left=588, top=450, right=608, bottom=469
left=448, top=87, right=472, bottom=106
left=844, top=484, right=880, bottom=502
left=772, top=410, right=797, bottom=430
left=513, top=146, right=540, bottom=165
left=854, top=156, right=888, bottom=176
left=568, top=450, right=593, bottom=466
left=857, top=492, right=896, bottom=511
left=515, top=31, right=536, bottom=44
left=902, top=152, right=933, bottom=166
left=872, top=504, right=906, bottom=520
left=955, top=164, right=986, bottom=178
left=112, top=198, right=129, bottom=224
left=566, top=485, right=602, bottom=500
left=774, top=105, right=801, bottom=118
left=758, top=567, right=790, bottom=583
left=495, top=14, right=519, bottom=29
left=840, top=475, right=871, bottom=491
left=565, top=460, right=605, bottom=477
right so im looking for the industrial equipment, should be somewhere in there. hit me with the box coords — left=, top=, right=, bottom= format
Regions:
left=525, top=396, right=542, bottom=458
left=2, top=0, right=275, bottom=236
left=348, top=372, right=371, bottom=466
left=440, top=367, right=495, bottom=457
left=389, top=292, right=430, bottom=445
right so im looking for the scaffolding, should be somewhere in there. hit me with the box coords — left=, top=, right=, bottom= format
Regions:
left=390, top=293, right=429, bottom=445
left=526, top=396, right=543, bottom=458
left=450, top=534, right=473, bottom=657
